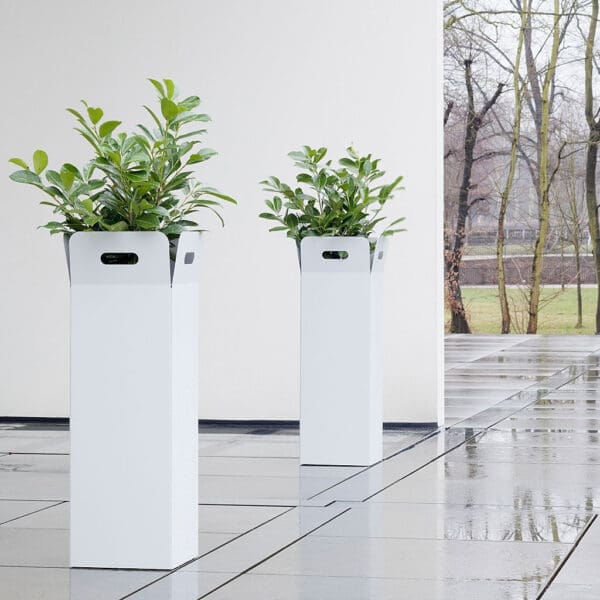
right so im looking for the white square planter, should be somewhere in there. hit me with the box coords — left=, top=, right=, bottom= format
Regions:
left=66, top=231, right=200, bottom=570
left=300, top=236, right=387, bottom=466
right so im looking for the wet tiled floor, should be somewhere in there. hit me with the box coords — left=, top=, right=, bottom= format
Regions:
left=2, top=335, right=600, bottom=598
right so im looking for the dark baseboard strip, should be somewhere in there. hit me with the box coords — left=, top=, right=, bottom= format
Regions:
left=0, top=416, right=438, bottom=431
left=0, top=416, right=69, bottom=424
left=383, top=422, right=438, bottom=430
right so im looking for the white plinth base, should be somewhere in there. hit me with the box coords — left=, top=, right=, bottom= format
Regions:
left=68, top=232, right=200, bottom=569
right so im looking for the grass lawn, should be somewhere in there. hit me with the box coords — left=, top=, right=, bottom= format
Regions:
left=446, top=287, right=598, bottom=335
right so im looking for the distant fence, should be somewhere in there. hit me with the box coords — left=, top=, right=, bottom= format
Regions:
left=463, top=228, right=592, bottom=256
left=467, top=228, right=542, bottom=245
left=461, top=255, right=596, bottom=286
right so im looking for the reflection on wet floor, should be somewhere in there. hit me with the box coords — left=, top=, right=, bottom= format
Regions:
left=2, top=335, right=600, bottom=598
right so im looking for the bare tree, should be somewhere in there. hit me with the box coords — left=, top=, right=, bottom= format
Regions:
left=445, top=0, right=589, bottom=335
left=446, top=58, right=504, bottom=333
left=523, top=0, right=569, bottom=333
left=497, top=1, right=528, bottom=333
left=555, top=146, right=586, bottom=327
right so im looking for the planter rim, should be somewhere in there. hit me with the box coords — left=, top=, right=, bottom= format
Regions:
left=65, top=230, right=201, bottom=239
left=298, top=235, right=388, bottom=273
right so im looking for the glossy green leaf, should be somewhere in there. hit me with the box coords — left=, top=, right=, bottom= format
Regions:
left=164, top=79, right=175, bottom=99
left=148, top=78, right=165, bottom=96
left=187, top=148, right=217, bottom=164
left=259, top=212, right=278, bottom=220
left=66, top=107, right=85, bottom=122
left=98, top=120, right=121, bottom=137
left=160, top=98, right=178, bottom=121
left=178, top=95, right=201, bottom=111
left=10, top=170, right=41, bottom=184
left=107, top=221, right=129, bottom=231
left=60, top=166, right=76, bottom=190
left=87, top=107, right=104, bottom=124
left=33, top=150, right=48, bottom=175
left=9, top=157, right=29, bottom=169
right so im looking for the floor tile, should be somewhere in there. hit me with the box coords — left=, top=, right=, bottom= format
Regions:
left=5, top=501, right=290, bottom=536
left=543, top=583, right=600, bottom=599
left=126, top=571, right=233, bottom=599
left=198, top=456, right=361, bottom=479
left=0, top=454, right=69, bottom=472
left=4, top=501, right=69, bottom=529
left=313, top=502, right=591, bottom=543
left=199, top=504, right=290, bottom=534
left=550, top=517, right=600, bottom=586
left=205, top=573, right=541, bottom=600
left=0, top=565, right=160, bottom=600
left=198, top=532, right=238, bottom=555
left=250, top=535, right=568, bottom=582
left=0, top=526, right=235, bottom=569
left=0, top=471, right=68, bottom=501
left=0, top=527, right=68, bottom=567
left=184, top=506, right=347, bottom=573
left=0, top=431, right=69, bottom=454
left=198, top=473, right=350, bottom=505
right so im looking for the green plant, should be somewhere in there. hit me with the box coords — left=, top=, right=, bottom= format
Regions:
left=259, top=146, right=405, bottom=245
left=9, top=78, right=236, bottom=236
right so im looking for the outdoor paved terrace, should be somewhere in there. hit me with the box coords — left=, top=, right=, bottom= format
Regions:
left=2, top=335, right=600, bottom=598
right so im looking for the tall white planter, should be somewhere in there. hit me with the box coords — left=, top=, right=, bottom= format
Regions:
left=67, top=231, right=200, bottom=570
left=300, top=236, right=387, bottom=466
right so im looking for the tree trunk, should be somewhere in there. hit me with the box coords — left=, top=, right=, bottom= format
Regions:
left=447, top=59, right=503, bottom=333
left=575, top=240, right=583, bottom=329
left=447, top=251, right=471, bottom=333
left=566, top=170, right=583, bottom=329
left=497, top=0, right=527, bottom=334
left=585, top=0, right=600, bottom=334
left=497, top=221, right=510, bottom=334
left=586, top=130, right=600, bottom=333
left=525, top=0, right=561, bottom=334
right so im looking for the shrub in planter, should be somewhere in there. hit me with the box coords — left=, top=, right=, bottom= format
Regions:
left=260, top=146, right=405, bottom=466
left=7, top=79, right=235, bottom=569
left=259, top=145, right=404, bottom=249
left=9, top=78, right=236, bottom=238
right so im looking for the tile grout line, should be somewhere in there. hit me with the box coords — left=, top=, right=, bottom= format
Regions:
left=0, top=500, right=66, bottom=527
left=536, top=513, right=598, bottom=599
left=3, top=452, right=68, bottom=456
left=117, top=506, right=297, bottom=600
left=0, top=498, right=66, bottom=503
left=198, top=503, right=296, bottom=508
left=195, top=507, right=353, bottom=600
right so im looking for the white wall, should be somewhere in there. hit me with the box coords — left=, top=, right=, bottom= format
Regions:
left=0, top=0, right=443, bottom=423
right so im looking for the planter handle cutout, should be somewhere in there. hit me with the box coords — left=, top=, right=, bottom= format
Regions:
left=322, top=250, right=349, bottom=260
left=184, top=252, right=195, bottom=264
left=100, top=252, right=139, bottom=265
